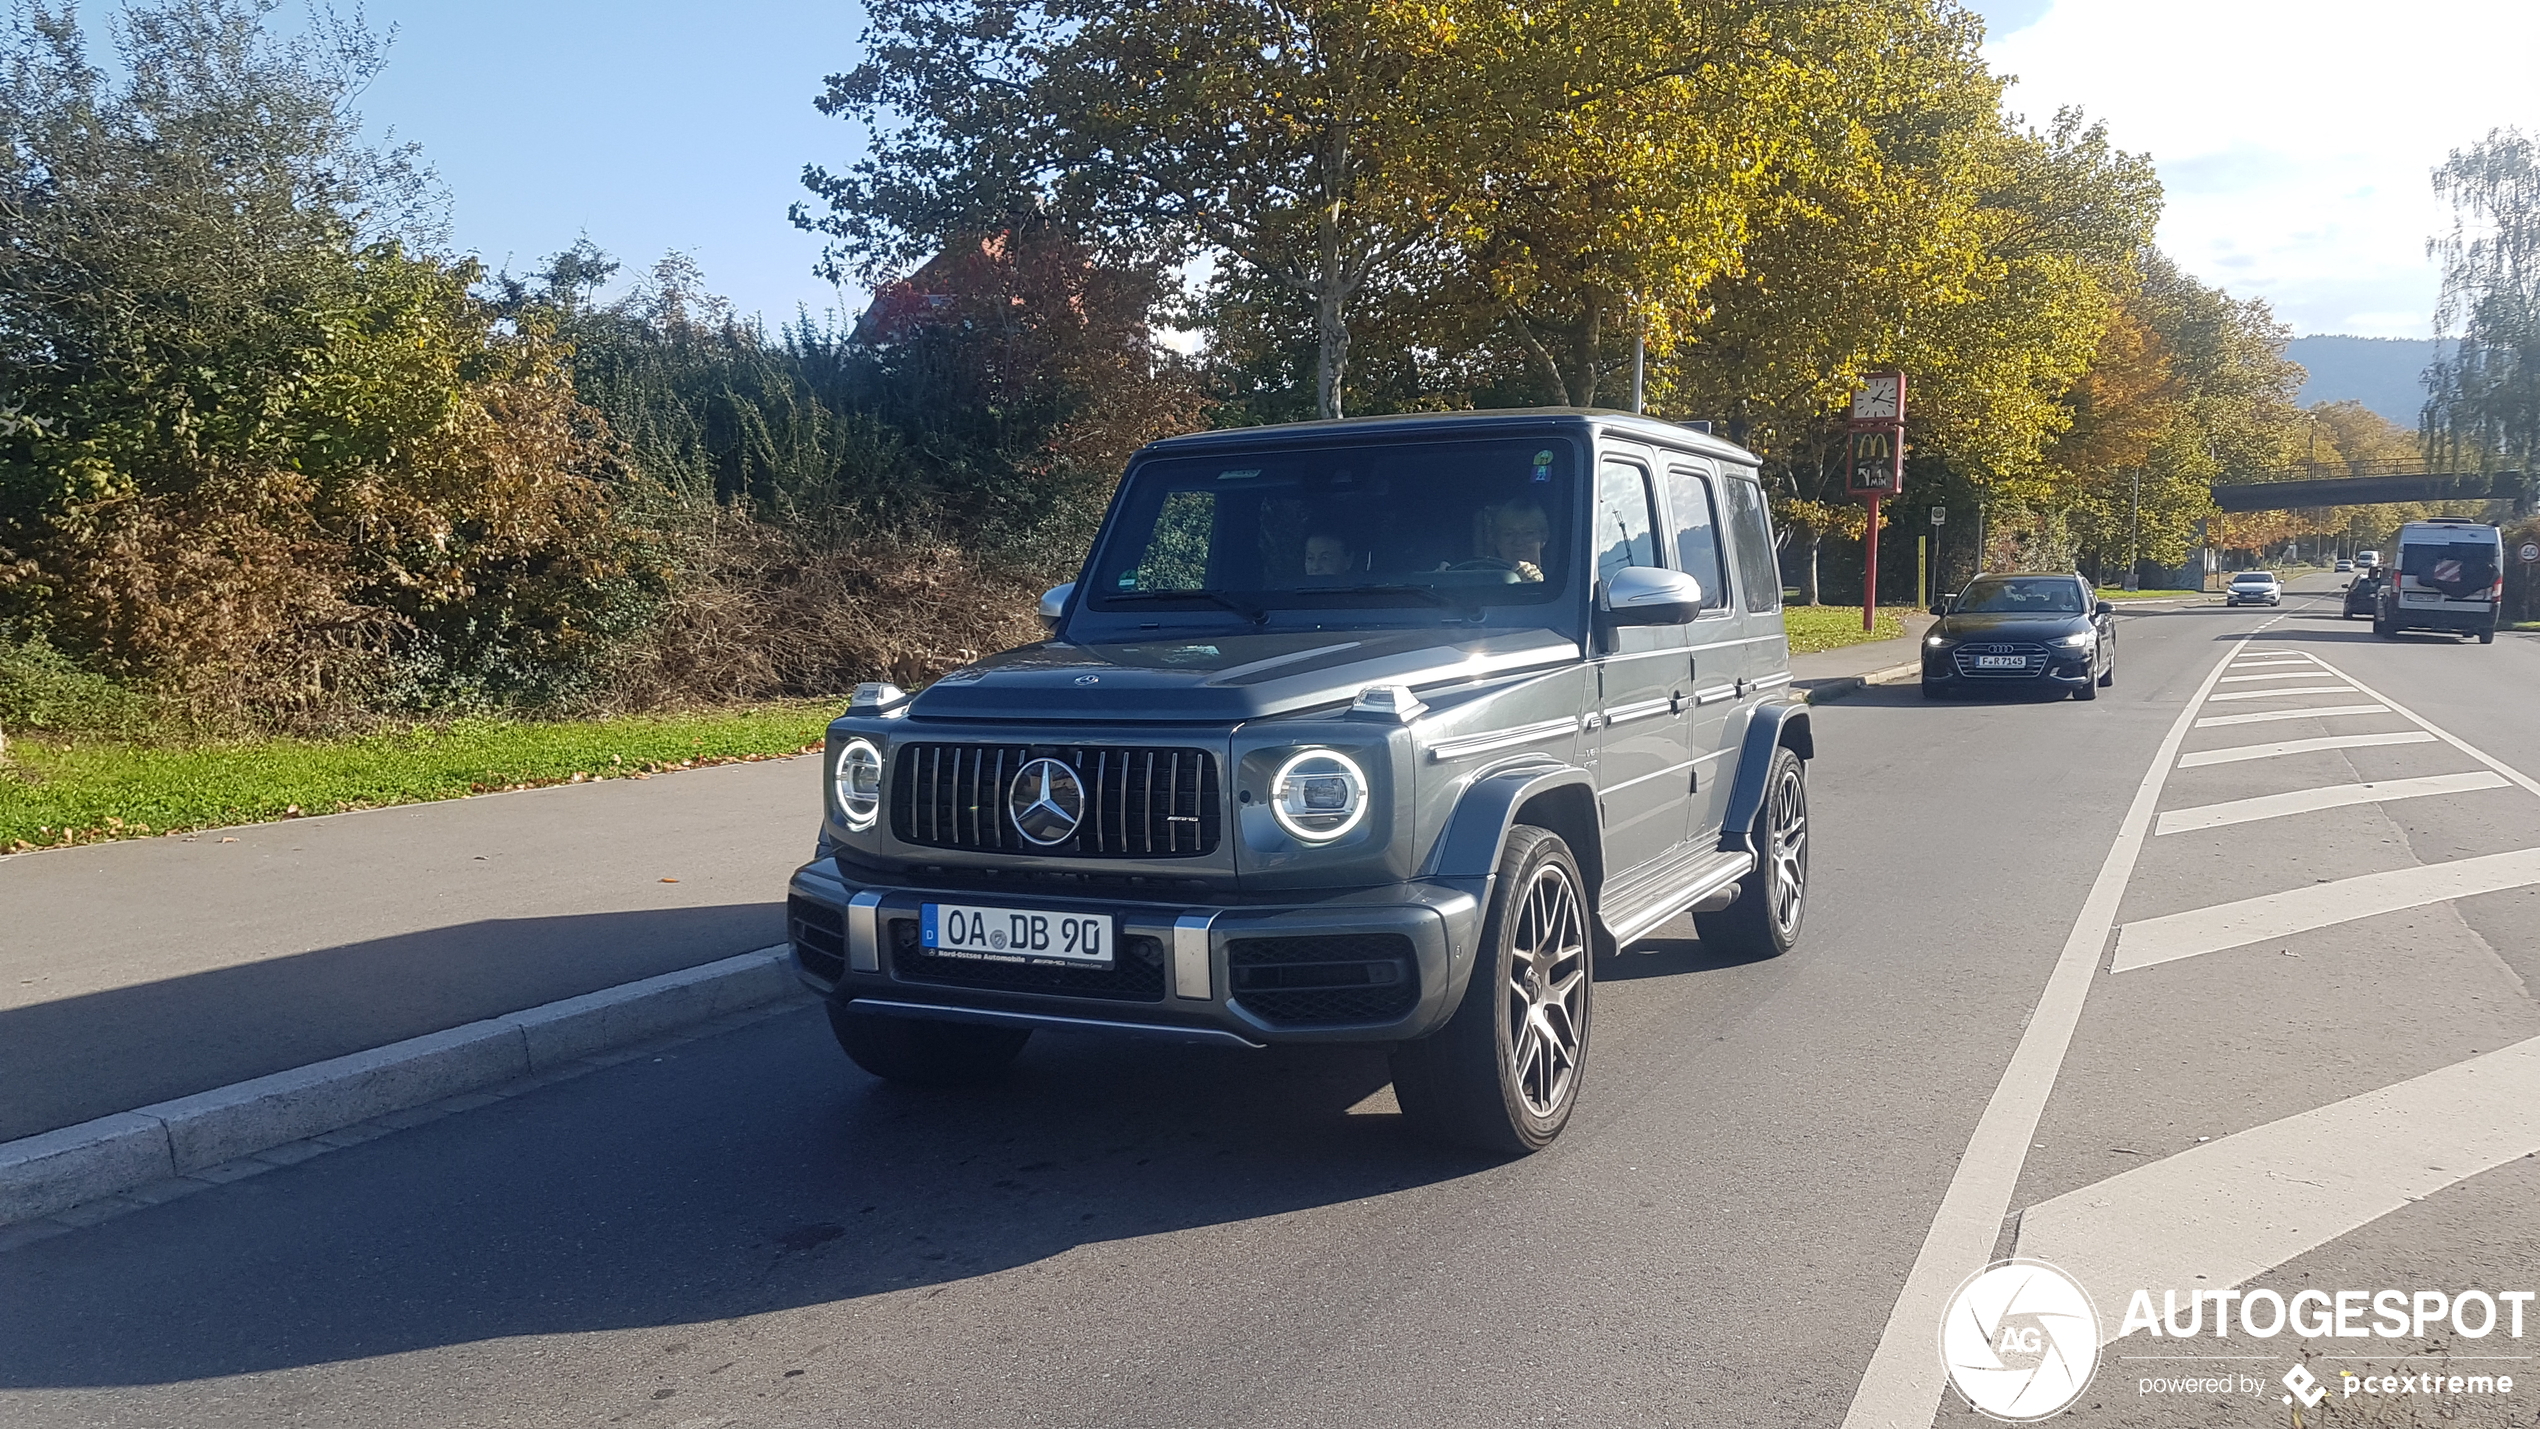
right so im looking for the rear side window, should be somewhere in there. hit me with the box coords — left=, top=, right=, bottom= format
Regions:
left=1594, top=459, right=1660, bottom=583
left=1663, top=465, right=1729, bottom=610
left=1719, top=475, right=1782, bottom=614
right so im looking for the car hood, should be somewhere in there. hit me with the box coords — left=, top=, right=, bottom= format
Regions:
left=908, top=627, right=1582, bottom=722
left=1932, top=611, right=2090, bottom=643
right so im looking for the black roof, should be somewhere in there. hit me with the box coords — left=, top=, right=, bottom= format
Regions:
left=1136, top=407, right=1758, bottom=467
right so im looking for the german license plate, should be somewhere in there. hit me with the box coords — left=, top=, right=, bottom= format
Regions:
left=1975, top=654, right=2026, bottom=669
left=922, top=903, right=1113, bottom=966
left=2406, top=592, right=2441, bottom=603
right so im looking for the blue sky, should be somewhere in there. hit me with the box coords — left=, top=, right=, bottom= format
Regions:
left=322, top=0, right=2536, bottom=339
left=348, top=0, right=864, bottom=327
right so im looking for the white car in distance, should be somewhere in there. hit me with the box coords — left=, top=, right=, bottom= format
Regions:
left=2225, top=570, right=2284, bottom=606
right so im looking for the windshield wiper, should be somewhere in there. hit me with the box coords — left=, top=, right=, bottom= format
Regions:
left=1309, top=584, right=1487, bottom=619
left=1102, top=589, right=1266, bottom=624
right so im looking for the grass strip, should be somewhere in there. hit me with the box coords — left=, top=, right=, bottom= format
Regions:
left=1783, top=605, right=1906, bottom=656
left=0, top=703, right=839, bottom=851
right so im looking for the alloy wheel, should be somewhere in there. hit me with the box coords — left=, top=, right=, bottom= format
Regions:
left=1503, top=861, right=1588, bottom=1119
left=1766, top=763, right=1808, bottom=936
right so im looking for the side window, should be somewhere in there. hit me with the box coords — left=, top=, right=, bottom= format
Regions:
left=1720, top=475, right=1782, bottom=614
left=1127, top=490, right=1215, bottom=591
left=1662, top=465, right=1729, bottom=610
left=1594, top=459, right=1660, bottom=584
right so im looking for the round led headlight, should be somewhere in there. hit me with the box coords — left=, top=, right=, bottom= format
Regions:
left=1270, top=750, right=1368, bottom=842
left=833, top=738, right=883, bottom=830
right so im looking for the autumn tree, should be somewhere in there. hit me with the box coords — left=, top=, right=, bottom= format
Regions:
left=2425, top=127, right=2540, bottom=474
left=801, top=0, right=1441, bottom=420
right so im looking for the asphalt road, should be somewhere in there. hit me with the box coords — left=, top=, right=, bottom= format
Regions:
left=6, top=573, right=2538, bottom=1429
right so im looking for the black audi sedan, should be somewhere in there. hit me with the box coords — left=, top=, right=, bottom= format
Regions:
left=1921, top=573, right=2117, bottom=701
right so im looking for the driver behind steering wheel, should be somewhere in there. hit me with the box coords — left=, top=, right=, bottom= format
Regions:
left=1467, top=499, right=1548, bottom=583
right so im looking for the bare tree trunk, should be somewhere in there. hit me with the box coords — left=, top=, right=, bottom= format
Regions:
left=1317, top=276, right=1348, bottom=420
left=1799, top=528, right=1822, bottom=605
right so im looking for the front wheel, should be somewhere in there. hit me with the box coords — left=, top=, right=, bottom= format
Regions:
left=1392, top=826, right=1591, bottom=1154
left=827, top=1004, right=1031, bottom=1087
left=1692, top=746, right=1808, bottom=958
left=1921, top=679, right=1948, bottom=700
left=2098, top=653, right=2116, bottom=687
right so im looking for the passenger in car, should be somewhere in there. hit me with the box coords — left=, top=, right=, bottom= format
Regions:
left=1303, top=531, right=1356, bottom=578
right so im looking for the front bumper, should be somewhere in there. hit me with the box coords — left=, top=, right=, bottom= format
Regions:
left=1922, top=645, right=2097, bottom=686
left=2224, top=592, right=2281, bottom=605
left=786, top=858, right=1483, bottom=1047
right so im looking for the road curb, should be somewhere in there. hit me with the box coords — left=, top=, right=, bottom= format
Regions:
left=0, top=945, right=797, bottom=1227
left=1800, top=661, right=1922, bottom=705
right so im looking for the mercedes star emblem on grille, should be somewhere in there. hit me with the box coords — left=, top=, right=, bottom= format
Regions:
left=1008, top=757, right=1087, bottom=845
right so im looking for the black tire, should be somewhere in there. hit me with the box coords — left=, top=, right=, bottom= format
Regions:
left=2074, top=672, right=2098, bottom=700
left=1392, top=826, right=1591, bottom=1154
left=1922, top=679, right=1948, bottom=700
left=2480, top=627, right=2497, bottom=644
left=1692, top=746, right=1808, bottom=958
left=2098, top=653, right=2116, bottom=687
left=2374, top=612, right=2395, bottom=638
left=826, top=1003, right=1030, bottom=1087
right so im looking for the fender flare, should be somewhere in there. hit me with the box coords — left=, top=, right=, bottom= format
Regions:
left=1718, top=700, right=1811, bottom=854
left=1423, top=761, right=1601, bottom=883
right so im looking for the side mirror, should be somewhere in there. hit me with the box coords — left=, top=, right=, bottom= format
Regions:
left=1931, top=594, right=1956, bottom=617
left=1037, top=582, right=1075, bottom=633
left=1599, top=566, right=1705, bottom=625
left=2095, top=600, right=2114, bottom=617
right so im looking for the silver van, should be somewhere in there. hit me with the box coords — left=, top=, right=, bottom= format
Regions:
left=2376, top=519, right=2503, bottom=643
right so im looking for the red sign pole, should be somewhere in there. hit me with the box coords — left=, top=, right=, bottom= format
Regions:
left=1863, top=493, right=1882, bottom=633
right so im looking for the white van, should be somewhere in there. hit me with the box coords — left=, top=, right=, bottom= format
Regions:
left=2375, top=520, right=2503, bottom=643
left=2355, top=549, right=2381, bottom=570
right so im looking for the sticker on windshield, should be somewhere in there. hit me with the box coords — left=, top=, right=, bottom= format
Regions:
left=1532, top=450, right=1555, bottom=481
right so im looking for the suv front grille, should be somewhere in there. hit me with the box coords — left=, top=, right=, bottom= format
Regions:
left=1951, top=642, right=2049, bottom=679
left=893, top=743, right=1222, bottom=858
left=886, top=918, right=1167, bottom=1001
left=1228, top=934, right=1419, bottom=1027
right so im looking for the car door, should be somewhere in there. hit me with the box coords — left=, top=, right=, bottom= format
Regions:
left=1709, top=469, right=1790, bottom=829
left=1662, top=459, right=1740, bottom=839
left=1590, top=452, right=1695, bottom=874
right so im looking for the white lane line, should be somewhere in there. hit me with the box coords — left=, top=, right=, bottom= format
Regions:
left=2177, top=731, right=2439, bottom=768
left=2153, top=771, right=2511, bottom=836
left=2016, top=1034, right=2540, bottom=1343
left=2110, top=846, right=2540, bottom=972
left=2230, top=655, right=2317, bottom=666
left=2217, top=670, right=2340, bottom=684
left=2196, top=703, right=2390, bottom=728
left=1837, top=641, right=2247, bottom=1429
left=2203, top=683, right=2358, bottom=703
left=2319, top=659, right=2540, bottom=802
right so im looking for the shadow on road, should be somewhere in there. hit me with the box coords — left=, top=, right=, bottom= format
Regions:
left=0, top=903, right=785, bottom=1142
left=0, top=1007, right=1518, bottom=1387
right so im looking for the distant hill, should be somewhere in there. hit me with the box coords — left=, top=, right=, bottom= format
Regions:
left=2285, top=335, right=2449, bottom=427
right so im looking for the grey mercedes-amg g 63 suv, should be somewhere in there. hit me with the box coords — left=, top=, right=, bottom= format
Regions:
left=788, top=409, right=1811, bottom=1152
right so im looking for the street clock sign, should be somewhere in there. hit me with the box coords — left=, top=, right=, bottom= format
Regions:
left=1845, top=370, right=1906, bottom=498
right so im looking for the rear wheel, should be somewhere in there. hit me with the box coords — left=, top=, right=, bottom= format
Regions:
left=1692, top=746, right=1808, bottom=958
left=2481, top=627, right=2497, bottom=644
left=826, top=1003, right=1031, bottom=1087
left=1392, top=826, right=1591, bottom=1154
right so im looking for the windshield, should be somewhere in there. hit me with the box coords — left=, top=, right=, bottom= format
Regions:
left=2232, top=572, right=2275, bottom=584
left=1085, top=437, right=1578, bottom=619
left=1955, top=577, right=2085, bottom=614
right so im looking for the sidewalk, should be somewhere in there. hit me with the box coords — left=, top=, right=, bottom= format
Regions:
left=1789, top=609, right=1937, bottom=701
left=0, top=757, right=819, bottom=1144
